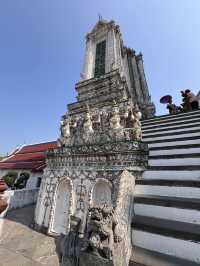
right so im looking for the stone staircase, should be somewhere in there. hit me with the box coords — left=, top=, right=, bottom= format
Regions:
left=131, top=110, right=200, bottom=266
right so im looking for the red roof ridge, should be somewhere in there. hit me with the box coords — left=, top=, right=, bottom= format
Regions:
left=1, top=146, right=23, bottom=162
left=20, top=140, right=57, bottom=148
left=0, top=140, right=57, bottom=172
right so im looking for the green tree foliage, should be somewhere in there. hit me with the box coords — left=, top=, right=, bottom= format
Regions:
left=3, top=172, right=30, bottom=189
left=3, top=172, right=18, bottom=188
left=0, top=156, right=5, bottom=161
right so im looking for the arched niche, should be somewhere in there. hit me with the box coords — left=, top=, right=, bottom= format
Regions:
left=92, top=179, right=112, bottom=206
left=51, top=178, right=73, bottom=234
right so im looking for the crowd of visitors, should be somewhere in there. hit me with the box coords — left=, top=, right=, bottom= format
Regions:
left=160, top=90, right=199, bottom=115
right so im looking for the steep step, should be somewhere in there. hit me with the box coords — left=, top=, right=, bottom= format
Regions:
left=130, top=246, right=199, bottom=266
left=148, top=165, right=200, bottom=170
left=143, top=126, right=200, bottom=137
left=143, top=132, right=200, bottom=143
left=142, top=117, right=200, bottom=130
left=134, top=195, right=200, bottom=210
left=133, top=218, right=200, bottom=241
left=149, top=143, right=200, bottom=150
left=142, top=109, right=200, bottom=126
left=148, top=138, right=200, bottom=148
left=132, top=229, right=200, bottom=265
left=149, top=157, right=200, bottom=167
left=135, top=179, right=200, bottom=199
left=136, top=179, right=200, bottom=187
left=143, top=170, right=200, bottom=180
left=134, top=202, right=200, bottom=228
left=132, top=195, right=200, bottom=264
left=149, top=153, right=200, bottom=159
left=142, top=109, right=200, bottom=123
left=149, top=146, right=200, bottom=156
left=142, top=121, right=200, bottom=134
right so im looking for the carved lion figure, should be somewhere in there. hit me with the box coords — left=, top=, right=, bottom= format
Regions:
left=86, top=204, right=121, bottom=260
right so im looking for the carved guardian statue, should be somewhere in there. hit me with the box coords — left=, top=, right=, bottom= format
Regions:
left=85, top=205, right=121, bottom=260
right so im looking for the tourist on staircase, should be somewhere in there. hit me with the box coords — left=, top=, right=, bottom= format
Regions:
left=181, top=89, right=199, bottom=112
left=160, top=95, right=180, bottom=115
left=185, top=89, right=199, bottom=110
left=180, top=90, right=191, bottom=112
left=160, top=90, right=199, bottom=115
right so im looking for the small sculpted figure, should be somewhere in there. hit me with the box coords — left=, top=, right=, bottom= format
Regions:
left=86, top=204, right=122, bottom=260
left=82, top=105, right=94, bottom=143
left=109, top=101, right=124, bottom=140
left=83, top=110, right=94, bottom=134
left=122, top=104, right=133, bottom=141
left=110, top=103, right=121, bottom=130
left=132, top=104, right=142, bottom=141
left=58, top=115, right=71, bottom=146
left=123, top=100, right=142, bottom=141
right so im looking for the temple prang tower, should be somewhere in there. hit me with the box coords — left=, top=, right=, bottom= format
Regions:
left=79, top=19, right=155, bottom=118
left=34, top=19, right=150, bottom=266
left=33, top=19, right=200, bottom=266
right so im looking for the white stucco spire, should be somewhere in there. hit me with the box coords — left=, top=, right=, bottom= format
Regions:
left=80, top=19, right=123, bottom=81
left=79, top=19, right=155, bottom=118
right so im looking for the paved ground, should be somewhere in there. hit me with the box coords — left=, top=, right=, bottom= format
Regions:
left=0, top=205, right=59, bottom=266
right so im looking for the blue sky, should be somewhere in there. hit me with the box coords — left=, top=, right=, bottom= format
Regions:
left=0, top=0, right=200, bottom=154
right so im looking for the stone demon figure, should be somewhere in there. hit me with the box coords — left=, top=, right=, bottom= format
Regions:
left=56, top=205, right=122, bottom=266
left=85, top=204, right=122, bottom=260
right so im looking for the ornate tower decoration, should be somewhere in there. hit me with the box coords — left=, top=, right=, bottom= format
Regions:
left=81, top=19, right=155, bottom=118
left=35, top=19, right=149, bottom=266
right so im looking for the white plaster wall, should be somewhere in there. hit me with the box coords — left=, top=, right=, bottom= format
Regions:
left=26, top=172, right=42, bottom=189
left=4, top=188, right=39, bottom=210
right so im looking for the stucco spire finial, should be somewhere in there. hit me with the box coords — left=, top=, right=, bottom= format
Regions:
left=98, top=13, right=103, bottom=21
